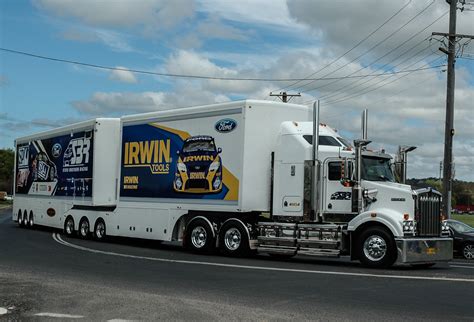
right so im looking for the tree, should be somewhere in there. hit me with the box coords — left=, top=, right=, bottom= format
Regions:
left=0, top=149, right=15, bottom=194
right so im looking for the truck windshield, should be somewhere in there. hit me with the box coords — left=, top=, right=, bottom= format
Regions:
left=183, top=141, right=215, bottom=153
left=361, top=156, right=395, bottom=182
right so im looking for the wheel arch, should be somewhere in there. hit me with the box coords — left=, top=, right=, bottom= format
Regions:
left=349, top=221, right=396, bottom=261
left=186, top=216, right=216, bottom=239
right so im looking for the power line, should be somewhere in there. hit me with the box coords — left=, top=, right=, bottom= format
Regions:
left=322, top=55, right=445, bottom=106
left=0, top=47, right=444, bottom=82
left=312, top=9, right=448, bottom=99
left=318, top=41, right=435, bottom=101
left=273, top=0, right=413, bottom=93
left=293, top=0, right=437, bottom=94
left=318, top=40, right=432, bottom=101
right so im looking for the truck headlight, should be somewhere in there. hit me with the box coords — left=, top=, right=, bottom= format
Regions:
left=209, top=160, right=220, bottom=172
left=403, top=220, right=416, bottom=235
left=177, top=162, right=187, bottom=172
left=441, top=220, right=450, bottom=235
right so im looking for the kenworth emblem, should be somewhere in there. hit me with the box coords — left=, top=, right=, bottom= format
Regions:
left=215, top=119, right=237, bottom=133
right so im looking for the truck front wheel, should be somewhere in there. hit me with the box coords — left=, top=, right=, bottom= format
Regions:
left=218, top=221, right=250, bottom=257
left=185, top=219, right=215, bottom=253
left=357, top=227, right=396, bottom=268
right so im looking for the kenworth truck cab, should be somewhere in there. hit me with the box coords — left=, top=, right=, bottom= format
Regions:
left=259, top=106, right=452, bottom=267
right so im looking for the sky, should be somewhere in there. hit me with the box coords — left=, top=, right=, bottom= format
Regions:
left=0, top=0, right=473, bottom=180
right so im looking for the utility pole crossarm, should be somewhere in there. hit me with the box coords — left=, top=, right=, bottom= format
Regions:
left=269, top=92, right=301, bottom=103
left=432, top=32, right=474, bottom=39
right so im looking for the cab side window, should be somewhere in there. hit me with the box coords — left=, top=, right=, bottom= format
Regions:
left=328, top=162, right=342, bottom=181
left=328, top=161, right=353, bottom=181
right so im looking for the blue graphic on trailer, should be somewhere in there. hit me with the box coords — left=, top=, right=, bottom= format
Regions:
left=120, top=123, right=231, bottom=199
left=15, top=130, right=94, bottom=197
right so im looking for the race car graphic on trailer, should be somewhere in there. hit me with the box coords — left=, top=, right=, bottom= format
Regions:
left=174, top=136, right=223, bottom=193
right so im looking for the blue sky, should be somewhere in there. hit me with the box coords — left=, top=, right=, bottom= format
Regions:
left=0, top=0, right=473, bottom=180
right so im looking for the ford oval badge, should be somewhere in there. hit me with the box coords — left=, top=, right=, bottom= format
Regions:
left=215, top=119, right=237, bottom=133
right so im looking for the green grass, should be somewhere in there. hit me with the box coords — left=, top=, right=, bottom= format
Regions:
left=452, top=214, right=474, bottom=227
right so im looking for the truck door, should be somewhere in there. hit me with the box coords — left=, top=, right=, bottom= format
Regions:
left=323, top=159, right=352, bottom=213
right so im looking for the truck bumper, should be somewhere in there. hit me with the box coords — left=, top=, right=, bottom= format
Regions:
left=395, top=237, right=453, bottom=264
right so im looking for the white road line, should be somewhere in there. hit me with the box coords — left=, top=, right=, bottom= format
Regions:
left=52, top=233, right=474, bottom=283
left=34, top=312, right=84, bottom=318
left=450, top=265, right=474, bottom=269
left=0, top=307, right=8, bottom=315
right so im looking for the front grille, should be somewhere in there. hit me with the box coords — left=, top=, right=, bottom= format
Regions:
left=186, top=179, right=208, bottom=189
left=415, top=189, right=442, bottom=237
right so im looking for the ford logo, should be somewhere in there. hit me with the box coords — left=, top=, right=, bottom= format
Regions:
left=215, top=119, right=237, bottom=133
left=52, top=143, right=62, bottom=158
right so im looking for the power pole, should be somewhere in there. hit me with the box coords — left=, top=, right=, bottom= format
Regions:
left=269, top=91, right=301, bottom=103
left=432, top=0, right=474, bottom=218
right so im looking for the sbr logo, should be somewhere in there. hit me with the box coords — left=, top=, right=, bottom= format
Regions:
left=215, top=119, right=237, bottom=133
left=63, top=137, right=91, bottom=167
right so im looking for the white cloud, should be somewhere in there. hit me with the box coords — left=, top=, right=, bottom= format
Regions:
left=109, top=67, right=138, bottom=83
left=34, top=0, right=195, bottom=31
left=198, top=0, right=305, bottom=31
left=71, top=86, right=230, bottom=116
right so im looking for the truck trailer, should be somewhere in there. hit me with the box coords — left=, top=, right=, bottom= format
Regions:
left=13, top=100, right=452, bottom=268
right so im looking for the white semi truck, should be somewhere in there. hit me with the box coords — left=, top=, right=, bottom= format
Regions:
left=13, top=100, right=452, bottom=268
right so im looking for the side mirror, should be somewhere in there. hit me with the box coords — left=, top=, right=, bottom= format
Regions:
left=340, top=158, right=354, bottom=187
left=217, top=147, right=222, bottom=153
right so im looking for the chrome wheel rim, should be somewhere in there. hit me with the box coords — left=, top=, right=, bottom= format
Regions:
left=66, top=219, right=74, bottom=235
left=464, top=244, right=474, bottom=260
left=29, top=215, right=34, bottom=227
left=191, top=226, right=207, bottom=249
left=23, top=214, right=28, bottom=226
left=96, top=222, right=105, bottom=239
left=363, top=235, right=387, bottom=262
left=80, top=221, right=89, bottom=237
left=224, top=228, right=241, bottom=251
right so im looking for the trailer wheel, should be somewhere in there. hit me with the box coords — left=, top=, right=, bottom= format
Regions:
left=218, top=221, right=250, bottom=257
left=17, top=210, right=23, bottom=227
left=28, top=211, right=34, bottom=228
left=357, top=227, right=396, bottom=268
left=78, top=217, right=90, bottom=239
left=64, top=216, right=75, bottom=237
left=23, top=210, right=29, bottom=228
left=185, top=218, right=215, bottom=253
left=94, top=219, right=106, bottom=241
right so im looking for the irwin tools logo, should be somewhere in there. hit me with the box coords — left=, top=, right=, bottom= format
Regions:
left=123, top=139, right=171, bottom=174
left=215, top=119, right=237, bottom=133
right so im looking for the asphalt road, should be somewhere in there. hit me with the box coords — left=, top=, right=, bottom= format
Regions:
left=0, top=207, right=473, bottom=321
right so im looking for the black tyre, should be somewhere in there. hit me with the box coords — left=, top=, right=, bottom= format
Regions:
left=94, top=219, right=106, bottom=241
left=22, top=210, right=29, bottom=228
left=218, top=221, right=250, bottom=257
left=463, top=243, right=474, bottom=260
left=78, top=218, right=90, bottom=239
left=184, top=218, right=215, bottom=253
left=18, top=210, right=23, bottom=227
left=28, top=211, right=34, bottom=228
left=357, top=227, right=397, bottom=268
left=64, top=216, right=75, bottom=237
